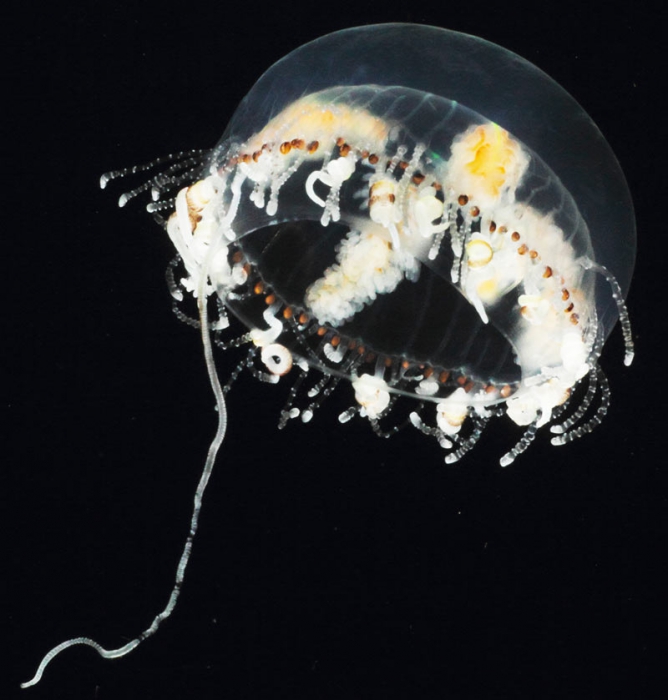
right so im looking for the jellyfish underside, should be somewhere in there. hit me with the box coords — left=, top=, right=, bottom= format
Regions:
left=22, top=24, right=634, bottom=688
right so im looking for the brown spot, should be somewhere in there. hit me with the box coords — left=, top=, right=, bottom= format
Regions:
left=431, top=181, right=442, bottom=190
left=498, top=225, right=507, bottom=233
left=298, top=312, right=309, bottom=324
left=336, top=137, right=345, bottom=147
left=529, top=250, right=538, bottom=259
left=361, top=150, right=370, bottom=159
left=464, top=380, right=475, bottom=393
left=370, top=189, right=396, bottom=207
left=232, top=250, right=244, bottom=264
left=307, top=141, right=319, bottom=154
left=543, top=266, right=553, bottom=278
left=564, top=302, right=574, bottom=313
left=339, top=143, right=351, bottom=157
left=282, top=307, right=293, bottom=319
left=368, top=153, right=379, bottom=164
left=570, top=313, right=580, bottom=325
left=511, top=231, right=520, bottom=242
left=412, top=172, right=425, bottom=185
left=265, top=293, right=276, bottom=306
left=457, top=375, right=467, bottom=386
left=280, top=141, right=292, bottom=155
left=316, top=326, right=327, bottom=337
left=240, top=153, right=251, bottom=163
left=470, top=206, right=480, bottom=217
left=561, top=289, right=570, bottom=301
left=500, top=384, right=512, bottom=398
left=458, top=194, right=469, bottom=206
left=398, top=160, right=409, bottom=170
left=291, top=138, right=305, bottom=149
left=252, top=150, right=261, bottom=162
left=357, top=345, right=366, bottom=355
left=485, top=384, right=496, bottom=394
left=423, top=367, right=434, bottom=379
left=384, top=356, right=393, bottom=367
left=439, top=370, right=450, bottom=384
left=330, top=335, right=340, bottom=347
left=253, top=281, right=264, bottom=295
left=518, top=244, right=528, bottom=255
left=401, top=360, right=411, bottom=369
left=520, top=305, right=529, bottom=318
left=489, top=221, right=497, bottom=232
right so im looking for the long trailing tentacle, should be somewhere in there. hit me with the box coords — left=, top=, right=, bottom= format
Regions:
left=22, top=262, right=227, bottom=689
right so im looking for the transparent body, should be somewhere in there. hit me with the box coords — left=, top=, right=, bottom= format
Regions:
left=164, top=24, right=634, bottom=452
left=220, top=23, right=635, bottom=333
left=22, top=23, right=635, bottom=690
left=211, top=86, right=595, bottom=391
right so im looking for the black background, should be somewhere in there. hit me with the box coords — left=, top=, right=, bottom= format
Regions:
left=5, top=2, right=664, bottom=699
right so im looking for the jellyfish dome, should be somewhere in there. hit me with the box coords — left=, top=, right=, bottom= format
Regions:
left=165, top=23, right=634, bottom=464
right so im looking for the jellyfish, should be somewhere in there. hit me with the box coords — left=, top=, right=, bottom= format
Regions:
left=22, top=24, right=634, bottom=688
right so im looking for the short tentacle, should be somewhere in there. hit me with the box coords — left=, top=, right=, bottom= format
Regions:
left=580, top=257, right=634, bottom=366
left=499, top=412, right=542, bottom=467
left=551, top=365, right=610, bottom=446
